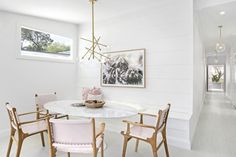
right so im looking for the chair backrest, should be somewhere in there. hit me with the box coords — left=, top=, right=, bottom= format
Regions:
left=48, top=118, right=95, bottom=145
left=5, top=102, right=20, bottom=130
left=35, top=92, right=57, bottom=110
left=156, top=104, right=171, bottom=132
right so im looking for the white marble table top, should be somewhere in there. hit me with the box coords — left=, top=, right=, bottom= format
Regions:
left=44, top=100, right=143, bottom=119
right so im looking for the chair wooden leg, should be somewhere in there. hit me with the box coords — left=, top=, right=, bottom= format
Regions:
left=66, top=115, right=69, bottom=120
left=50, top=147, right=56, bottom=157
left=162, top=132, right=169, bottom=157
left=101, top=139, right=104, bottom=157
left=93, top=151, right=97, bottom=157
left=150, top=138, right=158, bottom=157
left=67, top=152, right=70, bottom=157
left=16, top=137, right=23, bottom=157
left=6, top=128, right=15, bottom=157
left=40, top=132, right=45, bottom=147
left=122, top=136, right=129, bottom=157
left=135, top=139, right=139, bottom=152
left=151, top=144, right=158, bottom=157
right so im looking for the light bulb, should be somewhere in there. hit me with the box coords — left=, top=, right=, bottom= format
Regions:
left=215, top=42, right=226, bottom=53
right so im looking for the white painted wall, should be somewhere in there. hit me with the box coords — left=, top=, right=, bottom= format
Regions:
left=190, top=0, right=206, bottom=142
left=198, top=0, right=236, bottom=9
left=226, top=53, right=231, bottom=98
left=78, top=0, right=194, bottom=114
left=207, top=55, right=226, bottom=65
left=227, top=38, right=236, bottom=107
left=78, top=0, right=195, bottom=149
left=0, top=11, right=78, bottom=136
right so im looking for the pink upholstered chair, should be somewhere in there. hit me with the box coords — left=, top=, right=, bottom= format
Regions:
left=35, top=92, right=69, bottom=119
left=5, top=102, right=48, bottom=157
left=46, top=118, right=105, bottom=157
left=121, top=104, right=171, bottom=157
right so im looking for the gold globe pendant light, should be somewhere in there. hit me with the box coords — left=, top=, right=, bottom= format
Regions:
left=215, top=25, right=226, bottom=53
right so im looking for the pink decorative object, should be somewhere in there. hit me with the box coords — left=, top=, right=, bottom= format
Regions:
left=90, top=87, right=102, bottom=95
left=82, top=88, right=90, bottom=100
left=82, top=87, right=102, bottom=100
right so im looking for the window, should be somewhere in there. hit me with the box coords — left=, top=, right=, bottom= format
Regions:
left=20, top=26, right=73, bottom=61
left=207, top=65, right=225, bottom=92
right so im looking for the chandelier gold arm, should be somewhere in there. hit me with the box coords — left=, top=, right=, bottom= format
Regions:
left=80, top=0, right=109, bottom=61
left=81, top=37, right=107, bottom=47
left=85, top=47, right=110, bottom=59
left=82, top=37, right=102, bottom=59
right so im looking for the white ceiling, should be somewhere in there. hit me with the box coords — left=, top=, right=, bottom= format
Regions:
left=199, top=0, right=236, bottom=53
left=1, top=0, right=236, bottom=54
left=198, top=0, right=236, bottom=9
left=0, top=0, right=166, bottom=24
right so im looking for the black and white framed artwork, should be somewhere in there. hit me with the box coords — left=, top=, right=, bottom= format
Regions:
left=101, top=49, right=146, bottom=88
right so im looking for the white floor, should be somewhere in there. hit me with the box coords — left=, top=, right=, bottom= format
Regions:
left=1, top=92, right=236, bottom=157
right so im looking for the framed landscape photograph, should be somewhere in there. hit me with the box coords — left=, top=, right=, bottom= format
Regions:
left=101, top=49, right=146, bottom=88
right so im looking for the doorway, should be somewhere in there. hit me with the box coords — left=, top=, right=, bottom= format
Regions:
left=207, top=65, right=225, bottom=92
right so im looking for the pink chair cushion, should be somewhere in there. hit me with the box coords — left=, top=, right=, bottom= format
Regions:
left=50, top=119, right=94, bottom=144
left=52, top=136, right=103, bottom=153
left=49, top=119, right=104, bottom=154
left=129, top=125, right=155, bottom=139
left=21, top=120, right=47, bottom=134
left=6, top=104, right=20, bottom=129
left=35, top=93, right=57, bottom=109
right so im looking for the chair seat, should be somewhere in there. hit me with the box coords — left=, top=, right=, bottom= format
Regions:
left=52, top=136, right=103, bottom=153
left=21, top=120, right=47, bottom=134
left=129, top=126, right=155, bottom=139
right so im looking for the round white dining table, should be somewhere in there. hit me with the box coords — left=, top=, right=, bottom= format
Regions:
left=44, top=100, right=143, bottom=119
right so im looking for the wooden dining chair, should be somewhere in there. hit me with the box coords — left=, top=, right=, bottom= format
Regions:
left=5, top=102, right=49, bottom=157
left=121, top=104, right=171, bottom=157
left=46, top=118, right=105, bottom=157
left=35, top=92, right=69, bottom=119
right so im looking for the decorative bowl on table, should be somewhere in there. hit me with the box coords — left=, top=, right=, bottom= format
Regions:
left=84, top=100, right=105, bottom=108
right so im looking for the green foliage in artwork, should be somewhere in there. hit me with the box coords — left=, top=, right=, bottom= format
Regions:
left=212, top=67, right=224, bottom=83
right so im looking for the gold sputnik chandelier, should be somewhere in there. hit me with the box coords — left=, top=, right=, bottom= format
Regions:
left=81, top=0, right=109, bottom=61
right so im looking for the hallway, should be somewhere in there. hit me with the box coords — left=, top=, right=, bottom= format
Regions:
left=191, top=92, right=236, bottom=157
left=1, top=92, right=236, bottom=157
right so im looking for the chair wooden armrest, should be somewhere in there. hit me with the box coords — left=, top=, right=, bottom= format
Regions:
left=96, top=123, right=105, bottom=138
left=138, top=112, right=157, bottom=118
left=19, top=116, right=52, bottom=125
left=18, top=110, right=45, bottom=116
left=55, top=114, right=69, bottom=119
left=122, top=120, right=156, bottom=129
left=38, top=112, right=68, bottom=119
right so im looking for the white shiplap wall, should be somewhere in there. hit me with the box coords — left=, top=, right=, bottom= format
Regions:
left=77, top=0, right=194, bottom=149
left=78, top=0, right=194, bottom=113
